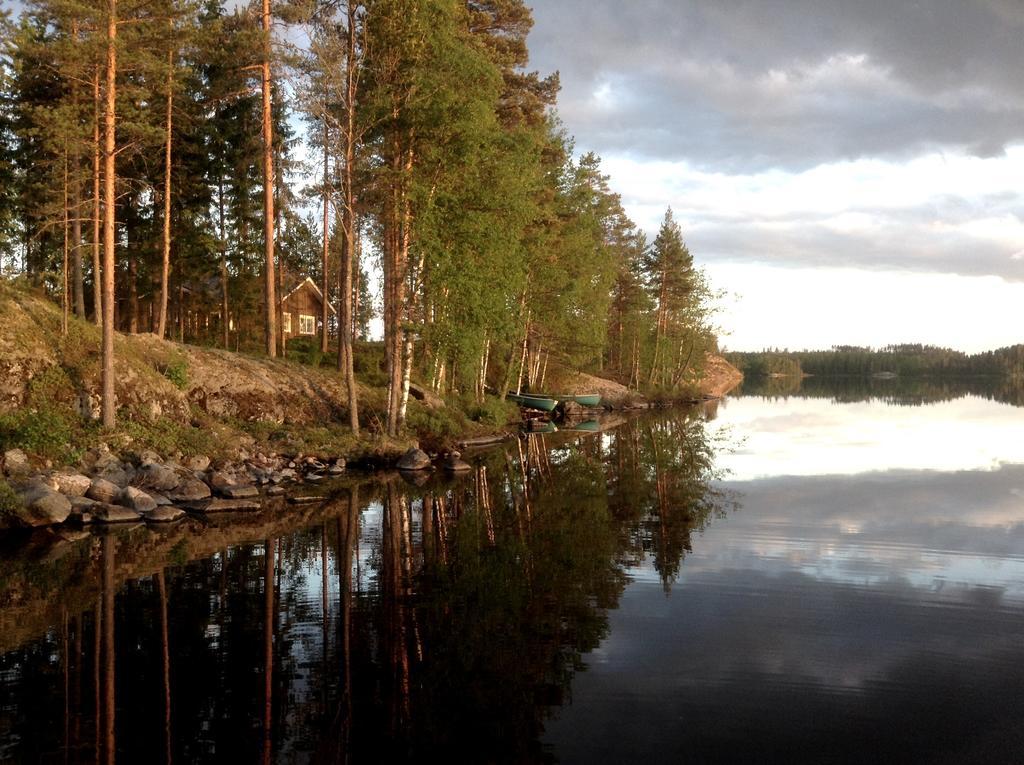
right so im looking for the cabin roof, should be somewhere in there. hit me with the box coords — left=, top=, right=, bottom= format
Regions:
left=281, top=277, right=337, bottom=315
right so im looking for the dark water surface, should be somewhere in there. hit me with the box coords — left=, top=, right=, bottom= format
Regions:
left=3, top=382, right=1024, bottom=763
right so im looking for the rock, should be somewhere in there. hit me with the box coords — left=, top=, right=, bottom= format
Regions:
left=207, top=470, right=235, bottom=492
left=399, top=470, right=431, bottom=488
left=52, top=471, right=92, bottom=497
left=70, top=495, right=98, bottom=510
left=222, top=485, right=259, bottom=499
left=167, top=478, right=211, bottom=503
left=87, top=478, right=122, bottom=504
left=138, top=450, right=162, bottom=466
left=327, top=462, right=346, bottom=476
left=184, top=455, right=210, bottom=472
left=205, top=498, right=262, bottom=513
left=134, top=463, right=180, bottom=492
left=305, top=474, right=323, bottom=482
left=442, top=452, right=472, bottom=473
left=96, top=464, right=130, bottom=488
left=147, top=491, right=173, bottom=506
left=397, top=448, right=431, bottom=471
left=92, top=504, right=142, bottom=524
left=287, top=496, right=322, bottom=505
left=267, top=486, right=286, bottom=497
left=121, top=486, right=158, bottom=514
left=68, top=510, right=94, bottom=526
left=3, top=448, right=30, bottom=477
left=145, top=506, right=186, bottom=523
left=15, top=487, right=72, bottom=526
left=408, top=382, right=445, bottom=410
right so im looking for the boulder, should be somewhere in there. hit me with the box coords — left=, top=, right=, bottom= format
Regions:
left=95, top=464, right=130, bottom=488
left=397, top=448, right=432, bottom=471
left=70, top=495, right=98, bottom=510
left=147, top=491, right=173, bottom=506
left=168, top=478, right=211, bottom=503
left=121, top=486, right=158, bottom=514
left=207, top=470, right=235, bottom=492
left=92, top=504, right=142, bottom=524
left=184, top=455, right=210, bottom=472
left=205, top=498, right=262, bottom=513
left=87, top=478, right=122, bottom=504
left=2, top=448, right=30, bottom=477
left=134, top=463, right=180, bottom=492
left=145, top=506, right=186, bottom=523
left=52, top=471, right=92, bottom=498
left=327, top=462, right=346, bottom=476
left=14, top=487, right=72, bottom=526
left=442, top=452, right=472, bottom=473
left=222, top=485, right=259, bottom=499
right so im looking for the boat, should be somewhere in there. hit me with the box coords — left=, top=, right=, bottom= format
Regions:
left=524, top=420, right=558, bottom=434
left=506, top=392, right=559, bottom=412
left=554, top=393, right=602, bottom=407
left=562, top=419, right=600, bottom=433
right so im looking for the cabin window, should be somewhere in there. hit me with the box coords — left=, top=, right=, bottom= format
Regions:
left=299, top=314, right=315, bottom=335
left=282, top=312, right=292, bottom=334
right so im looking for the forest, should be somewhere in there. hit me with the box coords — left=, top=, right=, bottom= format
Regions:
left=0, top=0, right=719, bottom=437
left=729, top=344, right=1024, bottom=380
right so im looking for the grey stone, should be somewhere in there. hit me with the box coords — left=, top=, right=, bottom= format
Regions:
left=52, top=471, right=92, bottom=497
left=92, top=504, right=142, bottom=524
left=70, top=495, right=98, bottom=510
left=207, top=470, right=235, bottom=491
left=396, top=448, right=432, bottom=471
left=15, top=487, right=72, bottom=526
left=147, top=491, right=173, bottom=506
left=287, top=496, right=322, bottom=505
left=87, top=478, right=122, bottom=504
left=145, top=506, right=186, bottom=523
left=442, top=453, right=472, bottom=473
left=121, top=486, right=158, bottom=514
left=205, top=498, right=262, bottom=513
left=134, top=463, right=180, bottom=492
left=138, top=450, right=162, bottom=466
left=222, top=485, right=259, bottom=499
left=96, top=464, right=130, bottom=488
left=184, top=455, right=210, bottom=472
left=267, top=486, right=286, bottom=497
left=3, top=448, right=30, bottom=477
left=327, top=463, right=346, bottom=476
left=168, top=478, right=211, bottom=503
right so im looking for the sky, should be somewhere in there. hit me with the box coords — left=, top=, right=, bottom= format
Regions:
left=526, top=0, right=1024, bottom=352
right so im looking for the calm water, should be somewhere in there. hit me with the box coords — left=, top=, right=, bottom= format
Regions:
left=3, top=381, right=1024, bottom=763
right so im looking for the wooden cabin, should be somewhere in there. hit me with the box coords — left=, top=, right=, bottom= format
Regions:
left=281, top=277, right=335, bottom=339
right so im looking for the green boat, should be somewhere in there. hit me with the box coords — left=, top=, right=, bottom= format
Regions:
left=507, top=392, right=559, bottom=412
left=556, top=393, right=602, bottom=408
left=562, top=419, right=600, bottom=433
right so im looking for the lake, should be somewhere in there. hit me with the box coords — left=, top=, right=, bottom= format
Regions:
left=3, top=379, right=1024, bottom=763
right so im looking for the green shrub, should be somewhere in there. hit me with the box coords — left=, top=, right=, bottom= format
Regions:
left=0, top=406, right=82, bottom=463
left=467, top=395, right=518, bottom=427
left=163, top=356, right=189, bottom=390
left=0, top=479, right=21, bottom=519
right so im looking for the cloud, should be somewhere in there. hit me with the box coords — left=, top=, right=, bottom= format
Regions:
left=529, top=0, right=1024, bottom=171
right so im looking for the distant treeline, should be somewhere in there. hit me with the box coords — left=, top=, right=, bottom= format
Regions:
left=728, top=344, right=1024, bottom=380
left=736, top=374, right=1024, bottom=409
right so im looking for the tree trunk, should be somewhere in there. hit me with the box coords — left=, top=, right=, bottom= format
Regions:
left=261, top=0, right=277, bottom=357
left=62, top=145, right=69, bottom=336
left=91, top=67, right=102, bottom=327
left=158, top=40, right=173, bottom=339
left=101, top=0, right=117, bottom=429
left=339, top=14, right=359, bottom=434
left=218, top=176, right=229, bottom=349
left=321, top=119, right=330, bottom=354
left=71, top=21, right=85, bottom=319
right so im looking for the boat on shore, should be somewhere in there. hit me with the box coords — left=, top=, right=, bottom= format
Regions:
left=554, top=393, right=602, bottom=407
left=507, top=392, right=559, bottom=412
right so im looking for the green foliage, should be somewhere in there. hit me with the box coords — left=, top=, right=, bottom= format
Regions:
left=0, top=478, right=21, bottom=520
left=286, top=336, right=324, bottom=368
left=120, top=416, right=217, bottom=459
left=466, top=395, right=517, bottom=427
left=0, top=405, right=82, bottom=463
left=163, top=356, right=189, bottom=390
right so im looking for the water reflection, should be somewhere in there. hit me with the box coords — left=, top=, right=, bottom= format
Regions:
left=0, top=411, right=726, bottom=763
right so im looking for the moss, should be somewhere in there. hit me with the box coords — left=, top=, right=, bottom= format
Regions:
left=0, top=405, right=87, bottom=464
left=0, top=479, right=21, bottom=525
left=163, top=356, right=189, bottom=390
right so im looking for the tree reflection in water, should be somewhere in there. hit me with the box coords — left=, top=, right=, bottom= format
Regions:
left=0, top=407, right=733, bottom=763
